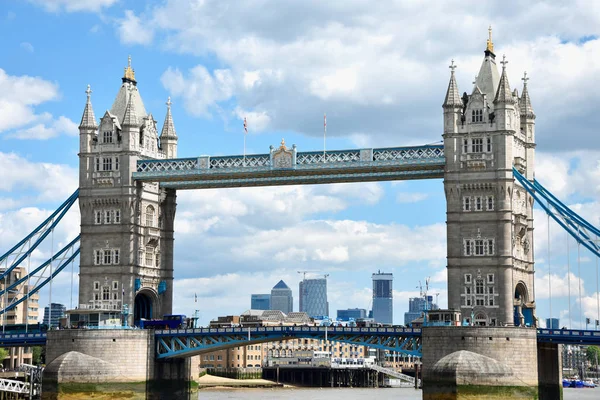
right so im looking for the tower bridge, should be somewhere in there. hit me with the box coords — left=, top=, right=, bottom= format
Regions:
left=2, top=33, right=598, bottom=399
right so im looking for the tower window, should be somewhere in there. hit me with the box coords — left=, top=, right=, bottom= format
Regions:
left=486, top=196, right=494, bottom=211
left=463, top=197, right=471, bottom=211
left=94, top=281, right=100, bottom=291
left=463, top=139, right=468, bottom=153
left=94, top=210, right=102, bottom=224
left=472, top=138, right=483, bottom=153
left=102, top=157, right=113, bottom=171
left=471, top=109, right=483, bottom=123
left=487, top=274, right=494, bottom=284
left=104, top=210, right=112, bottom=224
left=102, top=287, right=110, bottom=300
left=104, top=250, right=112, bottom=265
left=475, top=196, right=483, bottom=211
left=95, top=158, right=100, bottom=171
left=465, top=274, right=472, bottom=284
left=487, top=137, right=492, bottom=152
left=114, top=210, right=121, bottom=224
left=464, top=240, right=472, bottom=256
left=112, top=281, right=119, bottom=290
left=487, top=239, right=495, bottom=255
left=115, top=157, right=119, bottom=171
left=145, top=205, right=155, bottom=227
left=145, top=246, right=154, bottom=266
left=476, top=280, right=484, bottom=295
left=103, top=131, right=113, bottom=144
left=94, top=250, right=102, bottom=265
left=474, top=240, right=484, bottom=255
left=113, top=249, right=120, bottom=264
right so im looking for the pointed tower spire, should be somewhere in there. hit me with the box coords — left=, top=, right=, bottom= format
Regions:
left=160, top=97, right=177, bottom=139
left=122, top=90, right=139, bottom=127
left=122, top=55, right=137, bottom=85
left=486, top=25, right=495, bottom=55
left=494, top=55, right=514, bottom=104
left=79, top=85, right=97, bottom=128
left=519, top=71, right=535, bottom=118
left=443, top=60, right=462, bottom=108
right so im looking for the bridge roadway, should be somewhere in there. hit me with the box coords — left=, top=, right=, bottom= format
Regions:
left=2, top=327, right=599, bottom=358
left=132, top=144, right=446, bottom=189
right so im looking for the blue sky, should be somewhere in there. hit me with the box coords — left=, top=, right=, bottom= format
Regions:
left=1, top=0, right=600, bottom=328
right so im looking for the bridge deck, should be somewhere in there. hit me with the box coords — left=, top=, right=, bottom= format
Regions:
left=133, top=145, right=445, bottom=189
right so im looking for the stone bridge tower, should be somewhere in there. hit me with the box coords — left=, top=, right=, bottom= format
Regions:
left=77, top=58, right=178, bottom=326
left=443, top=31, right=536, bottom=327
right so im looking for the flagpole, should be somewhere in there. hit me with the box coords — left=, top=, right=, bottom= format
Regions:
left=323, top=113, right=327, bottom=163
left=243, top=117, right=248, bottom=166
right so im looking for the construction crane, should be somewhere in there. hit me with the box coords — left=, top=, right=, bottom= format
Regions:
left=323, top=274, right=329, bottom=279
left=417, top=276, right=431, bottom=309
left=297, top=270, right=319, bottom=280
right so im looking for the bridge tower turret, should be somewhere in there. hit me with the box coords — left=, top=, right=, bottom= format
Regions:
left=77, top=57, right=176, bottom=326
left=443, top=31, right=536, bottom=327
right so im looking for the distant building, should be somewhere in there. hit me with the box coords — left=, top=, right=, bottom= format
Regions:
left=270, top=280, right=293, bottom=314
left=0, top=266, right=39, bottom=369
left=372, top=271, right=393, bottom=324
left=337, top=308, right=367, bottom=321
left=299, top=278, right=328, bottom=318
left=43, top=303, right=66, bottom=328
left=545, top=318, right=559, bottom=329
left=250, top=294, right=270, bottom=311
left=404, top=296, right=437, bottom=326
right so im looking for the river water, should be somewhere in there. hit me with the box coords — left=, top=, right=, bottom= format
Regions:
left=198, top=387, right=599, bottom=399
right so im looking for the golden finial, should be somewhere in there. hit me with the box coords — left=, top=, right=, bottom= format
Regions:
left=280, top=138, right=286, bottom=149
left=486, top=25, right=494, bottom=52
left=123, top=55, right=136, bottom=83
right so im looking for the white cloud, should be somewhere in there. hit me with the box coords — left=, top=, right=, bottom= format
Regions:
left=535, top=272, right=585, bottom=300
left=8, top=116, right=78, bottom=140
left=118, top=10, right=154, bottom=46
left=29, top=0, right=117, bottom=13
left=116, top=1, right=600, bottom=150
left=0, top=152, right=78, bottom=202
left=396, top=192, right=428, bottom=204
left=161, top=66, right=235, bottom=117
left=20, top=42, right=34, bottom=53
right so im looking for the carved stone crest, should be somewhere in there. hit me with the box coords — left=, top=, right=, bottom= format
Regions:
left=271, top=139, right=294, bottom=169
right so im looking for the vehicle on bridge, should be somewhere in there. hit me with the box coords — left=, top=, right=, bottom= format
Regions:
left=0, top=323, right=48, bottom=334
left=139, top=314, right=188, bottom=329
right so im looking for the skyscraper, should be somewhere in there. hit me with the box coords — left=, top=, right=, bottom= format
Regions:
left=404, top=296, right=437, bottom=326
left=43, top=302, right=67, bottom=328
left=270, top=280, right=293, bottom=314
left=299, top=278, right=329, bottom=318
left=372, top=271, right=393, bottom=324
left=250, top=294, right=270, bottom=310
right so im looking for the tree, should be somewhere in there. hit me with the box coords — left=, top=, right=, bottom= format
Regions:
left=0, top=348, right=8, bottom=362
left=32, top=347, right=43, bottom=365
left=586, top=345, right=600, bottom=365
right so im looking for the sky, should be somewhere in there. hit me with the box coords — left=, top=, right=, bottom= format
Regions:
left=1, top=0, right=600, bottom=328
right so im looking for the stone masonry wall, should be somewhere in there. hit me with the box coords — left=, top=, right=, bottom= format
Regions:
left=422, top=326, right=538, bottom=386
left=46, top=329, right=155, bottom=382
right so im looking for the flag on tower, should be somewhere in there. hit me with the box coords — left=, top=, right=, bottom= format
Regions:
left=244, top=117, right=248, bottom=134
left=194, top=293, right=197, bottom=303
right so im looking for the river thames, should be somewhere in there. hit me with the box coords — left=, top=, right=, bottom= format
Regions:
left=198, top=387, right=598, bottom=399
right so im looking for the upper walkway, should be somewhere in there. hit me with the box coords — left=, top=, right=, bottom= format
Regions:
left=132, top=144, right=445, bottom=189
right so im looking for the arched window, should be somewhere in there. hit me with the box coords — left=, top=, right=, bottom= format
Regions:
left=145, top=205, right=155, bottom=227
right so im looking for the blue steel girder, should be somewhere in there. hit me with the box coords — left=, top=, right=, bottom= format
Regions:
left=536, top=328, right=600, bottom=345
left=133, top=145, right=445, bottom=189
left=155, top=326, right=422, bottom=359
left=0, top=333, right=47, bottom=347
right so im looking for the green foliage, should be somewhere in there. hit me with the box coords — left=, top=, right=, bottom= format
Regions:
left=0, top=348, right=9, bottom=361
left=32, top=346, right=43, bottom=365
left=586, top=345, right=600, bottom=364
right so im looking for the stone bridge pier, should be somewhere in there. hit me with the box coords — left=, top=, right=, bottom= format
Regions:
left=422, top=327, right=562, bottom=400
left=42, top=330, right=198, bottom=399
